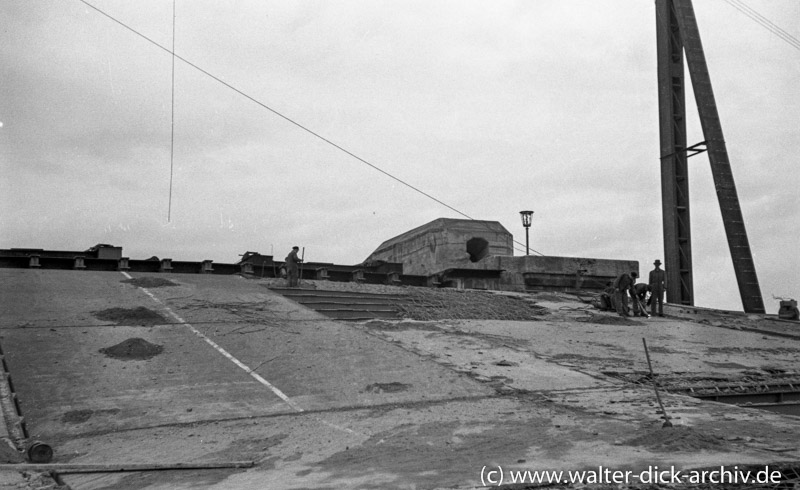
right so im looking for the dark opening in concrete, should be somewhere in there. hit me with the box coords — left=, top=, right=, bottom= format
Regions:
left=466, top=237, right=489, bottom=262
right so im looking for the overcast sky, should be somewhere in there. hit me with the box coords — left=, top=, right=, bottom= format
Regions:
left=2, top=0, right=798, bottom=312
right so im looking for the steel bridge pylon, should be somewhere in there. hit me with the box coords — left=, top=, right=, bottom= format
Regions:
left=655, top=0, right=765, bottom=313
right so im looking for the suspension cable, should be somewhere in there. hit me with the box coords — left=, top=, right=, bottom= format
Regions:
left=78, top=0, right=544, bottom=256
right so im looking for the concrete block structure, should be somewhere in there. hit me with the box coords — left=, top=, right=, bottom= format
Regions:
left=491, top=255, right=638, bottom=292
left=364, top=218, right=513, bottom=277
left=364, top=218, right=637, bottom=293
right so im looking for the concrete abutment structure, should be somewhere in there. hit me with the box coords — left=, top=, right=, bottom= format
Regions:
left=364, top=218, right=638, bottom=293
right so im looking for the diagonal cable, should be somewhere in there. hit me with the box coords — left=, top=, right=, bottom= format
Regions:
left=721, top=0, right=800, bottom=51
left=77, top=0, right=544, bottom=256
left=79, top=0, right=471, bottom=218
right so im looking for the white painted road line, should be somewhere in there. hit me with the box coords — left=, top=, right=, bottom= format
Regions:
left=120, top=272, right=304, bottom=413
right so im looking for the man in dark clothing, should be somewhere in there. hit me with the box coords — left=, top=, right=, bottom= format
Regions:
left=599, top=281, right=616, bottom=311
left=285, top=246, right=302, bottom=287
left=613, top=271, right=638, bottom=317
left=649, top=259, right=666, bottom=317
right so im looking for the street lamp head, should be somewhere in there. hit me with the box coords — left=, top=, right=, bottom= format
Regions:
left=520, top=210, right=534, bottom=228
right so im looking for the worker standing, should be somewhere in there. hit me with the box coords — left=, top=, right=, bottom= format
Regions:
left=649, top=259, right=666, bottom=317
left=285, top=246, right=303, bottom=288
left=613, top=271, right=639, bottom=317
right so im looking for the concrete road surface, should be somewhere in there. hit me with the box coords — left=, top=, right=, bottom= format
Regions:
left=1, top=269, right=799, bottom=489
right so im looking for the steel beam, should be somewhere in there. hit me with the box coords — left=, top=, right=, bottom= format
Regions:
left=656, top=0, right=693, bottom=306
left=672, top=0, right=765, bottom=313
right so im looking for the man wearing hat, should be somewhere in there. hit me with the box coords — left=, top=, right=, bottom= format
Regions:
left=285, top=246, right=303, bottom=287
left=649, top=260, right=666, bottom=317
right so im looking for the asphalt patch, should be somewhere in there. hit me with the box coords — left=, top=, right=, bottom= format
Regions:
left=122, top=277, right=179, bottom=288
left=364, top=382, right=412, bottom=394
left=579, top=314, right=646, bottom=326
left=623, top=426, right=728, bottom=452
left=704, top=361, right=752, bottom=369
left=100, top=337, right=164, bottom=361
left=707, top=346, right=800, bottom=355
left=93, top=306, right=166, bottom=326
left=62, top=408, right=121, bottom=424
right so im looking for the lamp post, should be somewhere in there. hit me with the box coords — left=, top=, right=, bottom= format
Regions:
left=519, top=210, right=534, bottom=255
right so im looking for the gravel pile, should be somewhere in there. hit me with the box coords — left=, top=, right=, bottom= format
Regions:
left=100, top=338, right=164, bottom=361
left=396, top=289, right=548, bottom=321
